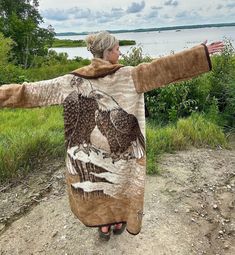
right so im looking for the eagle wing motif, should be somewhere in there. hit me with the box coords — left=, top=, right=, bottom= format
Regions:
left=110, top=108, right=145, bottom=160
left=64, top=78, right=113, bottom=198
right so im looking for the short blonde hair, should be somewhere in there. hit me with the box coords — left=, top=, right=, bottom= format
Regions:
left=86, top=31, right=118, bottom=58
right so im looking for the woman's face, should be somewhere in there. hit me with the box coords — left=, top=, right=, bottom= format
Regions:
left=106, top=44, right=121, bottom=64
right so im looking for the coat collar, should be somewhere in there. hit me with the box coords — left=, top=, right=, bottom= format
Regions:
left=71, top=58, right=124, bottom=79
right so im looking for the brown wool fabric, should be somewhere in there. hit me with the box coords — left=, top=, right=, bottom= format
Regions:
left=132, top=44, right=211, bottom=93
left=71, top=58, right=124, bottom=79
left=0, top=84, right=26, bottom=107
left=0, top=45, right=211, bottom=235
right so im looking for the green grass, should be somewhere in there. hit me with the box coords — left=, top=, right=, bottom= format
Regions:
left=146, top=113, right=228, bottom=175
left=23, top=59, right=90, bottom=81
left=0, top=107, right=228, bottom=183
left=52, top=39, right=86, bottom=47
left=118, top=40, right=136, bottom=46
left=52, top=39, right=136, bottom=48
left=0, top=107, right=65, bottom=182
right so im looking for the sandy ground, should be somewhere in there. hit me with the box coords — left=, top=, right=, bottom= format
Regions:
left=0, top=147, right=234, bottom=255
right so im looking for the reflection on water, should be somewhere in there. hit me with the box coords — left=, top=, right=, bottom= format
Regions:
left=52, top=27, right=235, bottom=59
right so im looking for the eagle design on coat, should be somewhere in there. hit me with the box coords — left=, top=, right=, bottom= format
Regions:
left=63, top=78, right=116, bottom=198
left=90, top=90, right=145, bottom=162
left=63, top=76, right=103, bottom=183
left=63, top=76, right=98, bottom=154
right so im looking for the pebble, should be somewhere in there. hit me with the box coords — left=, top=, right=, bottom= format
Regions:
left=186, top=209, right=190, bottom=213
left=60, top=235, right=66, bottom=240
left=228, top=202, right=234, bottom=209
left=213, top=204, right=218, bottom=209
left=0, top=223, right=5, bottom=231
left=52, top=231, right=58, bottom=237
left=174, top=209, right=178, bottom=213
left=218, top=230, right=223, bottom=235
left=223, top=241, right=230, bottom=249
left=23, top=188, right=28, bottom=194
left=56, top=175, right=63, bottom=179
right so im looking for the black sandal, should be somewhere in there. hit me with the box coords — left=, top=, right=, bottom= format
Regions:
left=98, top=225, right=111, bottom=241
left=113, top=223, right=126, bottom=235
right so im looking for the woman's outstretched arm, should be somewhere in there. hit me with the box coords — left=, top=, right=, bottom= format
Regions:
left=0, top=75, right=73, bottom=108
left=132, top=41, right=224, bottom=93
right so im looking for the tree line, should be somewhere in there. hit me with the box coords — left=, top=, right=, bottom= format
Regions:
left=0, top=0, right=55, bottom=68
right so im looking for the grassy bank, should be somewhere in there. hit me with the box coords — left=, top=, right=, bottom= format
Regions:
left=0, top=42, right=234, bottom=183
left=0, top=109, right=228, bottom=183
left=146, top=114, right=228, bottom=174
left=0, top=107, right=65, bottom=182
left=23, top=59, right=90, bottom=81
left=52, top=39, right=136, bottom=48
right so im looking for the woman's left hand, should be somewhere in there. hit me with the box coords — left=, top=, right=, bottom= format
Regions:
left=203, top=40, right=224, bottom=55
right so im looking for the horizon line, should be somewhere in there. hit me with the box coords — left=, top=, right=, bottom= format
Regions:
left=55, top=21, right=235, bottom=35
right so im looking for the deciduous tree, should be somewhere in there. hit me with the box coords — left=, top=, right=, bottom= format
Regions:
left=0, top=0, right=55, bottom=68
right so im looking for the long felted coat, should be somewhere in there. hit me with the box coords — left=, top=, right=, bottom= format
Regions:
left=0, top=44, right=211, bottom=234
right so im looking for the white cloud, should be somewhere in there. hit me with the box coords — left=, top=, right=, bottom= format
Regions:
left=38, top=0, right=234, bottom=32
left=127, top=1, right=145, bottom=13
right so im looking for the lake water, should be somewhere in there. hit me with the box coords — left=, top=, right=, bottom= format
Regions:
left=52, top=27, right=235, bottom=59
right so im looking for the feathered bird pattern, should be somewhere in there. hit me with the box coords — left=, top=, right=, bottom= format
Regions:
left=63, top=76, right=145, bottom=197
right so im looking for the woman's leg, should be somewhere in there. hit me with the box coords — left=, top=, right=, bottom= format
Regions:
left=98, top=225, right=112, bottom=241
left=113, top=222, right=126, bottom=235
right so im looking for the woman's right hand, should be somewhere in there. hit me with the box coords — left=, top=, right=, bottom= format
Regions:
left=203, top=40, right=224, bottom=55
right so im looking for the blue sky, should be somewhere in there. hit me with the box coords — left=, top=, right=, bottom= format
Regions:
left=38, top=0, right=235, bottom=33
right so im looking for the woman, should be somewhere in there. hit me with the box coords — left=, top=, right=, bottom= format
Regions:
left=0, top=31, right=223, bottom=241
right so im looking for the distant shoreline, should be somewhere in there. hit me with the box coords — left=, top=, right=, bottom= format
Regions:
left=56, top=22, right=235, bottom=36
left=52, top=39, right=136, bottom=48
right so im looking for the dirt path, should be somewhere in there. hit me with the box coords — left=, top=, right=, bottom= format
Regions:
left=0, top=148, right=234, bottom=255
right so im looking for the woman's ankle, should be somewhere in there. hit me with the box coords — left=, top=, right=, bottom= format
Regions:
left=114, top=223, right=123, bottom=229
left=101, top=225, right=110, bottom=233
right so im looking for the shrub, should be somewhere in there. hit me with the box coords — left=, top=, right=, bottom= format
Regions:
left=120, top=45, right=152, bottom=66
left=144, top=40, right=235, bottom=129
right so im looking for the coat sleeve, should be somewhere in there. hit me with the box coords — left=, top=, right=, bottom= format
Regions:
left=0, top=75, right=72, bottom=108
left=131, top=44, right=212, bottom=93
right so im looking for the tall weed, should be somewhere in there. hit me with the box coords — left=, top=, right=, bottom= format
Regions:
left=0, top=107, right=65, bottom=182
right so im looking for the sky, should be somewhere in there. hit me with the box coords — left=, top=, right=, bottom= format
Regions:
left=38, top=0, right=235, bottom=33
